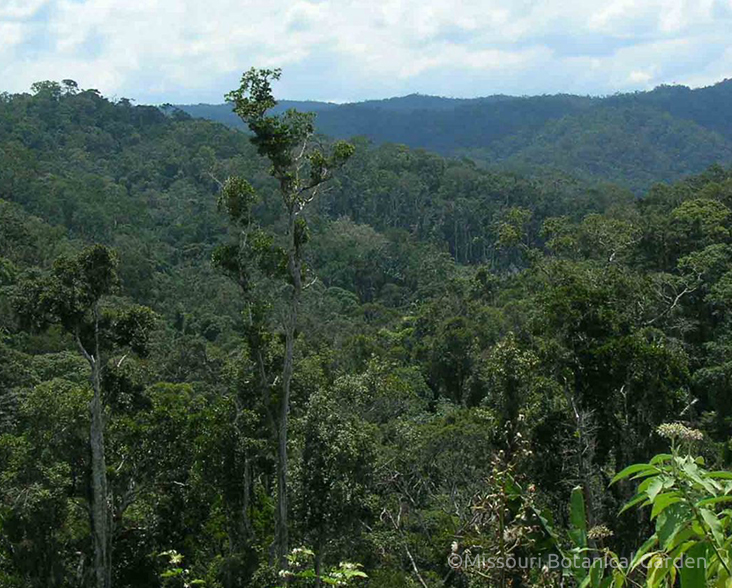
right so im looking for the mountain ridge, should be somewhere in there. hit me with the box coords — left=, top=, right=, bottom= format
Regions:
left=175, top=79, right=732, bottom=191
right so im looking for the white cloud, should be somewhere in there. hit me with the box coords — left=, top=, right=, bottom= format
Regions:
left=0, top=0, right=49, bottom=20
left=0, top=0, right=730, bottom=102
left=0, top=22, right=26, bottom=50
left=628, top=69, right=654, bottom=85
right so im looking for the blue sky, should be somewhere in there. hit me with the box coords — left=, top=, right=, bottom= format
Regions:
left=1, top=0, right=731, bottom=104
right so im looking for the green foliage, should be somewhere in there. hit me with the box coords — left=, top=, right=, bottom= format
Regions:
left=609, top=423, right=732, bottom=587
left=13, top=244, right=119, bottom=332
left=2, top=78, right=732, bottom=587
left=184, top=79, right=732, bottom=192
left=109, top=305, right=157, bottom=356
left=538, top=424, right=732, bottom=588
left=0, top=379, right=91, bottom=587
left=278, top=548, right=366, bottom=587
left=218, top=176, right=257, bottom=225
left=159, top=550, right=206, bottom=587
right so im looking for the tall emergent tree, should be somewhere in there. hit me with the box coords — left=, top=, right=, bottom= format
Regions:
left=215, top=68, right=354, bottom=569
left=14, top=245, right=155, bottom=588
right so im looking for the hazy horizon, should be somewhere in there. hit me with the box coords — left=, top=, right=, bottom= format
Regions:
left=168, top=76, right=731, bottom=107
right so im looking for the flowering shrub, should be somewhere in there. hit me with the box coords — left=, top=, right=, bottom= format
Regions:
left=607, top=423, right=732, bottom=586
left=277, top=547, right=367, bottom=587
left=159, top=551, right=205, bottom=588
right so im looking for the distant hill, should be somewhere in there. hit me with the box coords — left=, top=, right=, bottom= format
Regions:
left=175, top=80, right=732, bottom=191
left=180, top=100, right=338, bottom=129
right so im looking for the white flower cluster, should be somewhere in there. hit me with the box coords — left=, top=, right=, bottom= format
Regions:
left=587, top=525, right=613, bottom=541
left=656, top=422, right=704, bottom=443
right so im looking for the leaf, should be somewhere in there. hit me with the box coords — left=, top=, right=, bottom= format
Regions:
left=680, top=542, right=709, bottom=587
left=297, top=570, right=316, bottom=578
left=531, top=505, right=564, bottom=546
left=619, top=492, right=650, bottom=515
left=698, top=496, right=732, bottom=508
left=612, top=569, right=626, bottom=588
left=345, top=571, right=367, bottom=578
left=700, top=508, right=725, bottom=545
left=650, top=453, right=673, bottom=465
left=657, top=503, right=690, bottom=550
left=666, top=528, right=697, bottom=552
left=634, top=474, right=674, bottom=500
left=652, top=492, right=682, bottom=519
left=647, top=477, right=665, bottom=501
left=681, top=461, right=720, bottom=495
left=161, top=568, right=184, bottom=578
left=646, top=553, right=673, bottom=586
left=709, top=472, right=732, bottom=480
left=570, top=486, right=588, bottom=549
left=610, top=463, right=659, bottom=485
left=631, top=469, right=664, bottom=482
left=630, top=535, right=659, bottom=571
left=588, top=556, right=607, bottom=588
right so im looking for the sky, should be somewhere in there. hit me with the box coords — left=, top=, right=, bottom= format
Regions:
left=1, top=0, right=732, bottom=104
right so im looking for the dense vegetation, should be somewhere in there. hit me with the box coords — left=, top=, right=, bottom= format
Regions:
left=180, top=80, right=732, bottom=192
left=2, top=77, right=732, bottom=587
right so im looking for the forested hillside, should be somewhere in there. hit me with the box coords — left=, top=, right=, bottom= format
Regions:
left=3, top=80, right=732, bottom=587
left=179, top=79, right=732, bottom=192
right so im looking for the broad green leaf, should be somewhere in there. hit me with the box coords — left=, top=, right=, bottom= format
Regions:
left=619, top=492, right=650, bottom=515
left=589, top=556, right=607, bottom=588
left=630, top=535, right=659, bottom=571
left=682, top=461, right=720, bottom=494
left=651, top=453, right=673, bottom=465
left=698, top=496, right=732, bottom=508
left=639, top=475, right=662, bottom=495
left=631, top=469, right=665, bottom=482
left=700, top=508, right=725, bottom=545
left=668, top=538, right=696, bottom=563
left=652, top=492, right=682, bottom=519
left=610, top=464, right=659, bottom=485
left=658, top=503, right=690, bottom=549
left=680, top=541, right=708, bottom=587
left=709, top=472, right=732, bottom=480
left=570, top=486, right=588, bottom=549
left=612, top=569, right=626, bottom=588
left=647, top=477, right=665, bottom=501
left=667, top=528, right=698, bottom=552
left=646, top=553, right=673, bottom=585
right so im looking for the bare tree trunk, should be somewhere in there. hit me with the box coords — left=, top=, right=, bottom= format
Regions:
left=275, top=207, right=302, bottom=570
left=90, top=367, right=111, bottom=588
left=275, top=320, right=293, bottom=568
left=81, top=307, right=111, bottom=588
left=314, top=539, right=323, bottom=586
left=563, top=379, right=597, bottom=533
left=242, top=458, right=253, bottom=538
